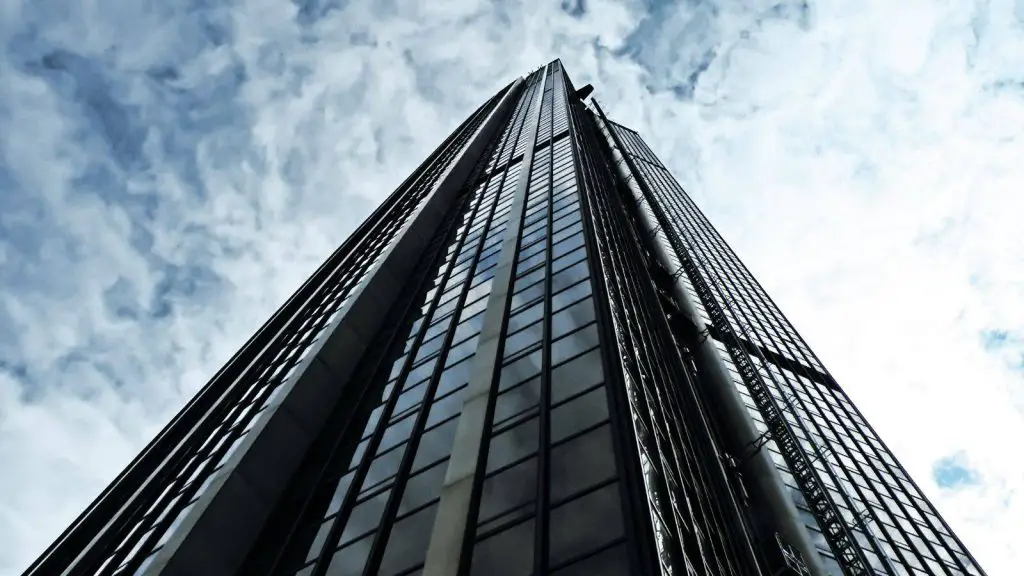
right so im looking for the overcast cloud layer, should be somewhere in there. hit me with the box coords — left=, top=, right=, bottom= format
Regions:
left=1, top=0, right=1022, bottom=573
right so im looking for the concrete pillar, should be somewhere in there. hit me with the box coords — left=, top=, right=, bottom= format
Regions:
left=422, top=68, right=548, bottom=576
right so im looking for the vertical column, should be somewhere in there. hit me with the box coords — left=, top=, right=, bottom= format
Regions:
left=422, top=68, right=549, bottom=576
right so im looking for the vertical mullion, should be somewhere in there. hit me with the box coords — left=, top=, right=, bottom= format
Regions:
left=533, top=71, right=555, bottom=575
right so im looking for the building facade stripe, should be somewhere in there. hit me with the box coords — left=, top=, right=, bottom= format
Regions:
left=421, top=67, right=548, bottom=576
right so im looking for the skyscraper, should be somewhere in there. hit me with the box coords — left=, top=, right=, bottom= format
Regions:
left=24, top=61, right=985, bottom=576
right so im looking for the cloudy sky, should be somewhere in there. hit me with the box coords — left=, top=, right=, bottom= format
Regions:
left=1, top=0, right=1021, bottom=573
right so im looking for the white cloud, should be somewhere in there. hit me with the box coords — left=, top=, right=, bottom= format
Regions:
left=0, top=0, right=1020, bottom=574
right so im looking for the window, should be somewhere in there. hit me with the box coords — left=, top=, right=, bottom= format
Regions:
left=478, top=457, right=537, bottom=528
left=552, top=276, right=593, bottom=311
left=487, top=416, right=539, bottom=473
left=306, top=518, right=334, bottom=562
left=340, top=489, right=391, bottom=545
left=550, top=348, right=604, bottom=404
left=551, top=324, right=599, bottom=366
left=413, top=418, right=460, bottom=471
left=446, top=335, right=479, bottom=367
left=551, top=298, right=595, bottom=339
left=361, top=444, right=407, bottom=493
left=438, top=357, right=474, bottom=396
left=326, top=472, right=355, bottom=516
left=548, top=483, right=624, bottom=565
left=470, top=518, right=534, bottom=576
left=503, top=321, right=543, bottom=359
left=327, top=532, right=373, bottom=576
left=378, top=503, right=438, bottom=574
left=550, top=387, right=609, bottom=443
left=500, top=351, right=542, bottom=390
left=552, top=247, right=586, bottom=273
left=507, top=301, right=543, bottom=333
left=397, top=460, right=447, bottom=516
left=551, top=543, right=629, bottom=575
left=550, top=424, right=616, bottom=501
left=493, top=378, right=541, bottom=427
left=427, top=384, right=467, bottom=427
left=379, top=411, right=419, bottom=454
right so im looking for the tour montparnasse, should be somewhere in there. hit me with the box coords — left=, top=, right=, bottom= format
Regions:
left=26, top=60, right=986, bottom=576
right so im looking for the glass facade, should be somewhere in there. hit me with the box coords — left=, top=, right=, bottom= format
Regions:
left=25, top=60, right=986, bottom=576
left=599, top=117, right=987, bottom=576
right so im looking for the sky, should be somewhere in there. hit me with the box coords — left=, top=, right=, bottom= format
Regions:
left=0, top=0, right=1021, bottom=573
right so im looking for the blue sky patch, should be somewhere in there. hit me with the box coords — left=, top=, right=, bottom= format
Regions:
left=933, top=454, right=982, bottom=489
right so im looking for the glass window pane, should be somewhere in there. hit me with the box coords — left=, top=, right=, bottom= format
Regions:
left=427, top=384, right=468, bottom=427
left=406, top=357, right=440, bottom=388
left=340, top=489, right=391, bottom=545
left=393, top=381, right=428, bottom=418
left=551, top=324, right=599, bottom=366
left=453, top=311, right=485, bottom=344
left=503, top=321, right=543, bottom=359
left=552, top=221, right=583, bottom=245
left=350, top=438, right=370, bottom=471
left=552, top=211, right=581, bottom=235
left=379, top=411, right=420, bottom=453
left=507, top=300, right=543, bottom=333
left=378, top=503, right=439, bottom=575
left=326, top=472, right=355, bottom=516
left=487, top=416, right=539, bottom=473
left=552, top=279, right=592, bottom=312
left=511, top=280, right=544, bottom=310
left=398, top=459, right=447, bottom=516
left=446, top=335, right=479, bottom=367
left=518, top=250, right=546, bottom=271
left=470, top=518, right=535, bottom=576
left=363, top=405, right=386, bottom=440
left=478, top=456, right=537, bottom=527
left=362, top=444, right=407, bottom=492
left=306, top=518, right=334, bottom=562
left=500, top=351, right=542, bottom=390
left=551, top=297, right=595, bottom=339
left=438, top=357, right=473, bottom=396
left=549, top=483, right=624, bottom=565
left=326, top=532, right=373, bottom=575
left=493, top=378, right=541, bottom=426
left=550, top=387, right=609, bottom=443
left=551, top=349, right=604, bottom=404
left=552, top=247, right=586, bottom=274
left=413, top=418, right=459, bottom=471
left=550, top=424, right=616, bottom=501
left=415, top=332, right=446, bottom=363
left=514, top=265, right=546, bottom=291
left=551, top=542, right=629, bottom=576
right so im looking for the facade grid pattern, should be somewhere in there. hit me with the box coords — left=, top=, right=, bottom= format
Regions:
left=605, top=119, right=986, bottom=576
